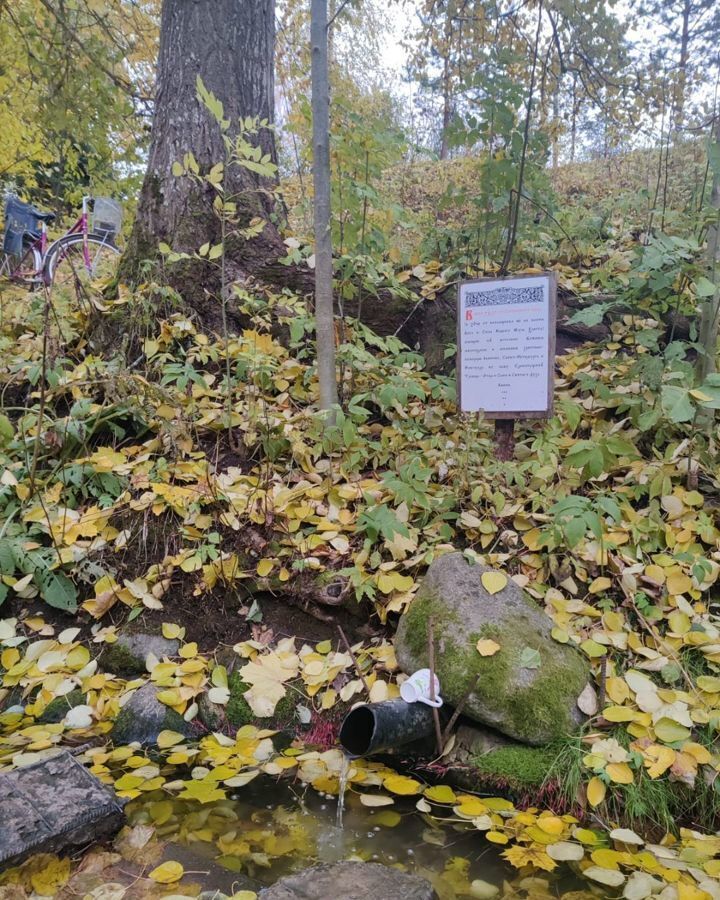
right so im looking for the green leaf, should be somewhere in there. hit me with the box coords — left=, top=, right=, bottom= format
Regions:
left=519, top=647, right=541, bottom=669
left=239, top=159, right=276, bottom=177
left=171, top=161, right=184, bottom=177
left=38, top=571, right=77, bottom=612
left=661, top=385, right=695, bottom=424
left=195, top=75, right=225, bottom=126
left=0, top=414, right=13, bottom=445
left=207, top=162, right=224, bottom=185
left=694, top=276, right=717, bottom=298
left=559, top=399, right=582, bottom=432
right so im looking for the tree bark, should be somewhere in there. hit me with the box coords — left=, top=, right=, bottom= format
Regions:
left=698, top=117, right=720, bottom=382
left=120, top=0, right=285, bottom=321
left=674, top=0, right=691, bottom=133
left=311, top=0, right=338, bottom=416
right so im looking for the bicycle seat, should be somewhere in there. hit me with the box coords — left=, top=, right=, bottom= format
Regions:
left=32, top=209, right=55, bottom=223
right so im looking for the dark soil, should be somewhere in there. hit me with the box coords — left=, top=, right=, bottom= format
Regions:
left=10, top=587, right=378, bottom=659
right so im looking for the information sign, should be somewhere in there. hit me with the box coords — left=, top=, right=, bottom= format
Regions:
left=457, top=273, right=556, bottom=418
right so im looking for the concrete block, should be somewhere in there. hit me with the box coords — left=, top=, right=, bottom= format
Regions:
left=0, top=751, right=125, bottom=868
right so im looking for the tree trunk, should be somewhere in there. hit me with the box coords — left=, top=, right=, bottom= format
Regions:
left=570, top=74, right=577, bottom=162
left=439, top=49, right=452, bottom=161
left=674, top=0, right=691, bottom=133
left=552, top=85, right=559, bottom=170
left=311, top=0, right=338, bottom=416
left=120, top=0, right=285, bottom=322
left=697, top=117, right=720, bottom=383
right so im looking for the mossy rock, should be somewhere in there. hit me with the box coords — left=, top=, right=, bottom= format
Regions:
left=37, top=690, right=86, bottom=724
left=111, top=683, right=190, bottom=747
left=395, top=553, right=592, bottom=745
left=102, top=631, right=180, bottom=677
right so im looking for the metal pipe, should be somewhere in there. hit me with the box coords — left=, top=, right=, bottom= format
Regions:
left=339, top=700, right=437, bottom=758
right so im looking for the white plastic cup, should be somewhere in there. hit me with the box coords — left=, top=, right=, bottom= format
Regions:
left=400, top=669, right=443, bottom=708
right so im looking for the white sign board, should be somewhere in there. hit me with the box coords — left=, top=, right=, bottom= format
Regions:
left=457, top=273, right=556, bottom=418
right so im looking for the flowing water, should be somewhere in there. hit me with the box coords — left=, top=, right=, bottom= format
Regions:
left=125, top=776, right=589, bottom=898
left=336, top=753, right=350, bottom=828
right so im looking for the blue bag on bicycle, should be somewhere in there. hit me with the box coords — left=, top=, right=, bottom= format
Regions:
left=3, top=197, right=40, bottom=257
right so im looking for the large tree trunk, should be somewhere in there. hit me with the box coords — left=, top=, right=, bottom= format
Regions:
left=120, top=0, right=285, bottom=321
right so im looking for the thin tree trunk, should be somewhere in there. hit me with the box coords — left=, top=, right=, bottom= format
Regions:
left=311, top=0, right=338, bottom=417
left=499, top=0, right=543, bottom=274
left=120, top=0, right=284, bottom=320
left=570, top=74, right=577, bottom=162
left=674, top=0, right=691, bottom=133
left=698, top=117, right=720, bottom=382
left=552, top=81, right=560, bottom=170
left=439, top=50, right=452, bottom=160
left=439, top=6, right=453, bottom=161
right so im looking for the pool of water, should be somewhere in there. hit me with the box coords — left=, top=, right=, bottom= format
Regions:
left=125, top=776, right=589, bottom=898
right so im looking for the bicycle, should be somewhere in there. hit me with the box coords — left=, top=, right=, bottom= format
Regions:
left=0, top=194, right=122, bottom=301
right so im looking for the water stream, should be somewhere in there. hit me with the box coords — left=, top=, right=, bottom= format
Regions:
left=335, top=753, right=350, bottom=828
left=125, top=776, right=589, bottom=898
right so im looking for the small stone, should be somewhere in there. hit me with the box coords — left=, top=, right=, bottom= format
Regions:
left=258, top=861, right=437, bottom=900
left=110, top=683, right=191, bottom=747
left=102, top=631, right=180, bottom=676
left=197, top=690, right=225, bottom=731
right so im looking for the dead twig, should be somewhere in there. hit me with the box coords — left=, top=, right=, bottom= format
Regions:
left=428, top=619, right=444, bottom=757
left=441, top=672, right=483, bottom=747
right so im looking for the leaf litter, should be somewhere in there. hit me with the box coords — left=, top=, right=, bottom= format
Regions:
left=1, top=272, right=720, bottom=896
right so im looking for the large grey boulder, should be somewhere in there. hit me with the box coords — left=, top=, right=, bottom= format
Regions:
left=110, top=683, right=191, bottom=746
left=395, top=553, right=592, bottom=745
left=259, top=862, right=437, bottom=900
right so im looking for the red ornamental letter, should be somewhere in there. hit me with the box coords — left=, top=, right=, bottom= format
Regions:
left=466, top=310, right=473, bottom=321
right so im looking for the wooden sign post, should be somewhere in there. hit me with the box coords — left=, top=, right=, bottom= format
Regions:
left=457, top=273, right=557, bottom=459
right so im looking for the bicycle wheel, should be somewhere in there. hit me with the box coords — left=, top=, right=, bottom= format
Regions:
left=0, top=244, right=43, bottom=286
left=44, top=233, right=120, bottom=303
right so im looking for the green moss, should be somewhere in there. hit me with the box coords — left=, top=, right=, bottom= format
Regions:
left=111, top=698, right=187, bottom=745
left=111, top=704, right=133, bottom=742
left=37, top=690, right=86, bottom=724
left=473, top=745, right=559, bottom=790
left=225, top=672, right=303, bottom=729
left=102, top=641, right=144, bottom=677
left=401, top=591, right=587, bottom=743
left=162, top=706, right=188, bottom=733
left=272, top=683, right=300, bottom=725
left=226, top=670, right=253, bottom=727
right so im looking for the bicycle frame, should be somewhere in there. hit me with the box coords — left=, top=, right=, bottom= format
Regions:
left=63, top=196, right=93, bottom=270
left=1, top=195, right=93, bottom=283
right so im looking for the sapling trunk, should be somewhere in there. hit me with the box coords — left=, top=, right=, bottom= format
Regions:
left=311, top=0, right=338, bottom=421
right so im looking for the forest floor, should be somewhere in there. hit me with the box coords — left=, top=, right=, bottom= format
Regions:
left=2, top=189, right=720, bottom=898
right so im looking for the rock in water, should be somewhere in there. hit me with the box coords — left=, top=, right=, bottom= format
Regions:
left=110, top=682, right=191, bottom=747
left=258, top=861, right=437, bottom=899
left=0, top=751, right=125, bottom=867
left=395, top=553, right=591, bottom=745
